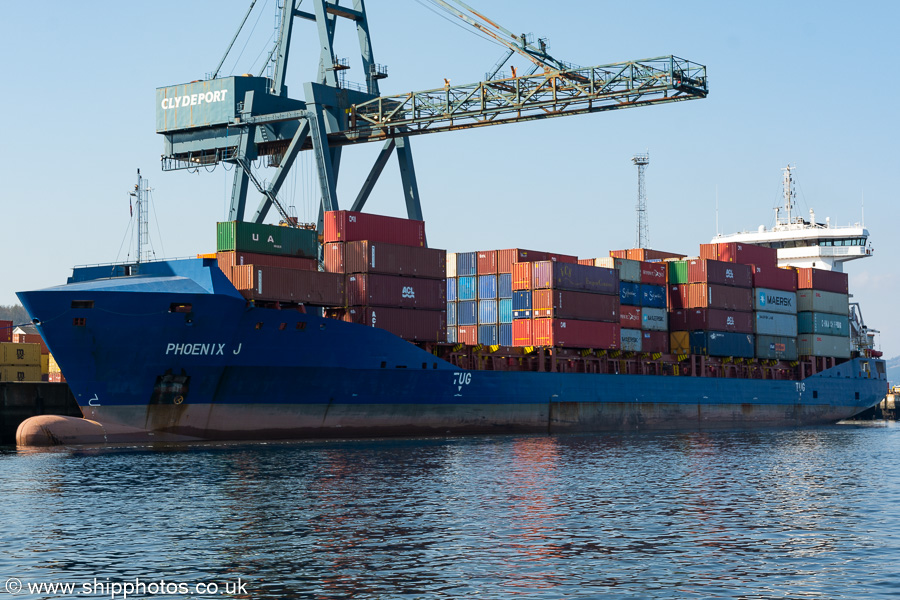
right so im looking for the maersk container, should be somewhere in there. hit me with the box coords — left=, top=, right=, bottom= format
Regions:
left=478, top=324, right=499, bottom=345
left=511, top=262, right=532, bottom=290
left=619, top=305, right=641, bottom=328
left=347, top=274, right=446, bottom=309
left=531, top=289, right=618, bottom=322
left=532, top=261, right=618, bottom=294
left=754, top=311, right=798, bottom=337
left=217, top=221, right=318, bottom=258
left=499, top=298, right=513, bottom=324
left=620, top=282, right=640, bottom=306
left=533, top=319, right=620, bottom=348
left=458, top=276, right=477, bottom=301
left=690, top=331, right=755, bottom=358
left=755, top=335, right=799, bottom=361
left=447, top=277, right=458, bottom=302
left=499, top=323, right=512, bottom=346
left=687, top=259, right=753, bottom=288
left=479, top=299, right=499, bottom=324
left=498, top=273, right=513, bottom=299
left=797, top=268, right=849, bottom=294
left=478, top=275, right=498, bottom=299
left=457, top=301, right=478, bottom=326
left=667, top=260, right=689, bottom=284
left=641, top=284, right=666, bottom=308
left=446, top=252, right=457, bottom=277
left=477, top=250, right=498, bottom=274
left=594, top=257, right=641, bottom=283
left=668, top=308, right=752, bottom=333
left=640, top=307, right=667, bottom=331
left=798, top=334, right=851, bottom=358
left=512, top=319, right=533, bottom=346
left=457, top=252, right=477, bottom=277
left=324, top=211, right=425, bottom=247
left=640, top=262, right=667, bottom=285
left=642, top=331, right=669, bottom=353
left=332, top=241, right=446, bottom=278
left=620, top=329, right=642, bottom=352
left=751, top=264, right=797, bottom=292
left=447, top=326, right=457, bottom=343
left=753, top=288, right=797, bottom=315
left=798, top=312, right=850, bottom=337
left=796, top=290, right=849, bottom=314
left=447, top=302, right=457, bottom=326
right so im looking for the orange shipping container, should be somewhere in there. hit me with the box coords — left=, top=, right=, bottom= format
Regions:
left=232, top=265, right=344, bottom=306
left=511, top=262, right=533, bottom=291
left=512, top=319, right=534, bottom=346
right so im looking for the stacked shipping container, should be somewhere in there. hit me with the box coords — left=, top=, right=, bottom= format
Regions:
left=795, top=268, right=851, bottom=358
left=0, top=342, right=42, bottom=382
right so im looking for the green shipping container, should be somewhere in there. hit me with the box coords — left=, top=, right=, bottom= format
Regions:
left=667, top=260, right=689, bottom=284
left=798, top=333, right=851, bottom=358
left=216, top=222, right=318, bottom=258
left=796, top=289, right=849, bottom=314
left=797, top=312, right=850, bottom=337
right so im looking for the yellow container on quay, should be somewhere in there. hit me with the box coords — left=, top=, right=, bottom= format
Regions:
left=0, top=365, right=42, bottom=382
left=0, top=342, right=41, bottom=366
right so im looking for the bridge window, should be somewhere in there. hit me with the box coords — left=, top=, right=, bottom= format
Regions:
left=71, top=300, right=94, bottom=309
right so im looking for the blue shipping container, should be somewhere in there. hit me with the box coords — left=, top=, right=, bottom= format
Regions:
left=641, top=284, right=667, bottom=308
left=447, top=302, right=457, bottom=326
left=499, top=323, right=512, bottom=346
left=690, top=330, right=755, bottom=358
left=499, top=298, right=513, bottom=324
left=457, top=252, right=477, bottom=276
left=458, top=276, right=477, bottom=301
left=512, top=290, right=532, bottom=310
left=447, top=277, right=457, bottom=302
left=447, top=326, right=457, bottom=343
left=498, top=273, right=513, bottom=299
left=620, top=282, right=641, bottom=306
left=458, top=301, right=478, bottom=326
left=478, top=275, right=498, bottom=299
left=797, top=311, right=850, bottom=337
left=479, top=299, right=499, bottom=324
left=478, top=324, right=499, bottom=345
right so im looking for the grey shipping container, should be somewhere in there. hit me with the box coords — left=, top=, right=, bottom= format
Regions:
left=798, top=333, right=851, bottom=358
left=753, top=288, right=798, bottom=315
left=797, top=311, right=850, bottom=337
left=796, top=290, right=850, bottom=314
left=640, top=307, right=668, bottom=331
left=593, top=257, right=641, bottom=283
left=620, top=328, right=642, bottom=352
left=755, top=335, right=799, bottom=360
left=754, top=311, right=798, bottom=337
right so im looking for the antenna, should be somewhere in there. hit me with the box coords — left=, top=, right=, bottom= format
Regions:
left=129, top=169, right=152, bottom=264
left=715, top=185, right=719, bottom=237
left=633, top=152, right=650, bottom=248
left=861, top=188, right=865, bottom=227
left=779, top=164, right=795, bottom=226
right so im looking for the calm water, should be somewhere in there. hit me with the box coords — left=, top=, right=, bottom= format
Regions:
left=2, top=424, right=899, bottom=599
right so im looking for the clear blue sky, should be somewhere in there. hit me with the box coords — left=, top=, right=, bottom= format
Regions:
left=2, top=1, right=898, bottom=353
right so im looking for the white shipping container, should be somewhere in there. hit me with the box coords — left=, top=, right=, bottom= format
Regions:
left=446, top=252, right=457, bottom=277
left=620, top=328, right=642, bottom=351
left=640, top=307, right=668, bottom=331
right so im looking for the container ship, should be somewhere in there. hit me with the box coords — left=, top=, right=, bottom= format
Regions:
left=15, top=209, right=887, bottom=445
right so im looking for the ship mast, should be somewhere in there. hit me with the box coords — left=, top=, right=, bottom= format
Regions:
left=777, top=164, right=795, bottom=227
left=129, top=169, right=152, bottom=264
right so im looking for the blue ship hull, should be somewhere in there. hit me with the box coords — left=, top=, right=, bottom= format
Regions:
left=16, top=258, right=888, bottom=444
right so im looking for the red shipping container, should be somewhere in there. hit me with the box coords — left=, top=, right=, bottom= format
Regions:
left=796, top=268, right=849, bottom=294
left=217, top=251, right=317, bottom=273
left=0, top=320, right=12, bottom=343
left=477, top=250, right=498, bottom=274
left=458, top=325, right=478, bottom=345
left=496, top=249, right=552, bottom=273
left=49, top=372, right=66, bottom=383
left=668, top=284, right=753, bottom=311
left=532, top=289, right=619, bottom=322
left=620, top=306, right=642, bottom=328
left=639, top=261, right=667, bottom=284
left=578, top=258, right=594, bottom=266
left=324, top=241, right=445, bottom=278
left=232, top=265, right=344, bottom=306
left=545, top=252, right=579, bottom=264
left=687, top=259, right=753, bottom=288
left=705, top=242, right=777, bottom=267
left=751, top=264, right=798, bottom=292
left=512, top=319, right=534, bottom=346
left=699, top=243, right=718, bottom=261
left=642, top=330, right=669, bottom=353
left=340, top=306, right=446, bottom=342
left=324, top=210, right=426, bottom=247
left=625, top=248, right=686, bottom=261
left=347, top=274, right=445, bottom=309
left=670, top=308, right=753, bottom=333
left=533, top=319, right=619, bottom=348
left=511, top=262, right=533, bottom=290
left=12, top=333, right=49, bottom=355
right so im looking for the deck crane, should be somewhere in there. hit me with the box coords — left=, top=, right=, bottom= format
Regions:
left=156, top=1, right=708, bottom=242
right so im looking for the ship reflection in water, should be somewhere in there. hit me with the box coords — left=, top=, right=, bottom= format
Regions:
left=3, top=426, right=899, bottom=598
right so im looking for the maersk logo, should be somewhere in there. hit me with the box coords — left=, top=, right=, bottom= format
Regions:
left=401, top=286, right=415, bottom=299
left=759, top=291, right=766, bottom=306
left=761, top=293, right=792, bottom=307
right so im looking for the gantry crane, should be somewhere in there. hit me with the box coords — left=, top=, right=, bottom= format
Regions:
left=156, top=0, right=708, bottom=241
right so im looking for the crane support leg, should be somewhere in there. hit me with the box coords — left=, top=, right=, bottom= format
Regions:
left=396, top=136, right=423, bottom=223
left=251, top=119, right=311, bottom=223
left=351, top=138, right=396, bottom=212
